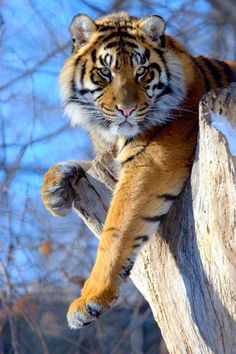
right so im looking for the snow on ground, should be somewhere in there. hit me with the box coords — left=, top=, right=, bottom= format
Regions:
left=210, top=111, right=236, bottom=157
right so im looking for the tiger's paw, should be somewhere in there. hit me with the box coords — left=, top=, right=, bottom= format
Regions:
left=41, top=160, right=82, bottom=217
left=67, top=290, right=118, bottom=329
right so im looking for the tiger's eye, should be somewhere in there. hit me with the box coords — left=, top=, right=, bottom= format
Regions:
left=136, top=66, right=147, bottom=77
left=98, top=67, right=111, bottom=78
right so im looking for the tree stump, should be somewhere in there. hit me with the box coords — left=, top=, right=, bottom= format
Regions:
left=71, top=84, right=236, bottom=354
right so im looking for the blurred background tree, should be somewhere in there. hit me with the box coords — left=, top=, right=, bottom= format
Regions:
left=0, top=1, right=235, bottom=353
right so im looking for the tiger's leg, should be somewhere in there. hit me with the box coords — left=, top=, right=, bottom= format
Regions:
left=41, top=160, right=89, bottom=217
left=67, top=162, right=189, bottom=328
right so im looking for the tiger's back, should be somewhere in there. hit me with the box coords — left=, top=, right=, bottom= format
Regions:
left=42, top=12, right=236, bottom=329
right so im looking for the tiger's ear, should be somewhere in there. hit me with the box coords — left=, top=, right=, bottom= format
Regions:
left=70, top=14, right=97, bottom=47
left=139, top=15, right=166, bottom=43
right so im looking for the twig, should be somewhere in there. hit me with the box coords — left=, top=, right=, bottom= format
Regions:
left=0, top=261, right=21, bottom=354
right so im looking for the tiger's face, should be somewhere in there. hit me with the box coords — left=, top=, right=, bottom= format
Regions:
left=60, top=13, right=186, bottom=139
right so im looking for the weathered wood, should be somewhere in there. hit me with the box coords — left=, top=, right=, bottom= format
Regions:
left=71, top=84, right=236, bottom=354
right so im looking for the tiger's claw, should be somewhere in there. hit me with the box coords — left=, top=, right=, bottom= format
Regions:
left=41, top=160, right=81, bottom=216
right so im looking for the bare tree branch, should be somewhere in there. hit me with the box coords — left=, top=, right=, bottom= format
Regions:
left=0, top=42, right=70, bottom=92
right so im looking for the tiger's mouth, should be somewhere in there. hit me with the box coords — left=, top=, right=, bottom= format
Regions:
left=96, top=105, right=149, bottom=137
left=118, top=121, right=133, bottom=128
left=109, top=119, right=140, bottom=137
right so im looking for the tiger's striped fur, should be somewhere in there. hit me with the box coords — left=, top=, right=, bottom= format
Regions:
left=41, top=12, right=236, bottom=328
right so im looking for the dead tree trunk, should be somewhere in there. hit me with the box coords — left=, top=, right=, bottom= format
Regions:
left=71, top=84, right=236, bottom=354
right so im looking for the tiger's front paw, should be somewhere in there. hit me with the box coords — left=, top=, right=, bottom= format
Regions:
left=67, top=288, right=119, bottom=329
left=41, top=160, right=82, bottom=216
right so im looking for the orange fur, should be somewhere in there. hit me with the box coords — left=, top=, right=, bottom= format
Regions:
left=41, top=12, right=236, bottom=328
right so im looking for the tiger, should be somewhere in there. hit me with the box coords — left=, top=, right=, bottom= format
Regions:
left=41, top=12, right=236, bottom=329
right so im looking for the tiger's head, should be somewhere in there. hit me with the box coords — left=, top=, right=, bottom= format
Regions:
left=60, top=12, right=187, bottom=140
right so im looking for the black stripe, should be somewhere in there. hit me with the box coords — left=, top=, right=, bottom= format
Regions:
left=71, top=56, right=81, bottom=95
left=93, top=92, right=104, bottom=102
left=216, top=60, right=232, bottom=83
left=72, top=38, right=76, bottom=53
left=99, top=24, right=134, bottom=32
left=104, top=39, right=139, bottom=49
left=159, top=35, right=165, bottom=47
left=221, top=61, right=232, bottom=82
left=78, top=89, right=89, bottom=96
left=149, top=63, right=161, bottom=74
left=115, top=58, right=120, bottom=70
left=133, top=244, right=141, bottom=248
left=105, top=41, right=119, bottom=49
left=102, top=32, right=118, bottom=42
left=120, top=137, right=134, bottom=152
left=65, top=97, right=90, bottom=106
left=99, top=25, right=116, bottom=32
left=71, top=81, right=77, bottom=95
left=104, top=53, right=112, bottom=66
left=135, top=235, right=149, bottom=242
left=98, top=119, right=112, bottom=127
left=102, top=31, right=136, bottom=42
left=99, top=55, right=106, bottom=66
left=75, top=87, right=103, bottom=99
left=192, top=57, right=211, bottom=92
left=154, top=49, right=170, bottom=81
left=103, top=112, right=116, bottom=118
left=121, top=32, right=137, bottom=40
left=121, top=153, right=139, bottom=165
left=155, top=85, right=172, bottom=100
left=90, top=87, right=103, bottom=94
left=80, top=61, right=87, bottom=84
left=125, top=41, right=138, bottom=49
left=158, top=194, right=178, bottom=201
left=144, top=48, right=150, bottom=60
left=121, top=142, right=149, bottom=166
left=120, top=260, right=134, bottom=279
left=153, top=82, right=165, bottom=90
left=140, top=102, right=149, bottom=109
left=200, top=56, right=222, bottom=87
left=101, top=104, right=113, bottom=112
left=91, top=49, right=96, bottom=63
left=136, top=112, right=147, bottom=117
left=142, top=215, right=164, bottom=223
left=74, top=55, right=81, bottom=67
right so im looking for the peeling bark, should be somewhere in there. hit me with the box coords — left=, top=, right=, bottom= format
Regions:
left=71, top=85, right=236, bottom=354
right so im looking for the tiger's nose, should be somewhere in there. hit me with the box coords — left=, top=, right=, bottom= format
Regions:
left=116, top=104, right=137, bottom=117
